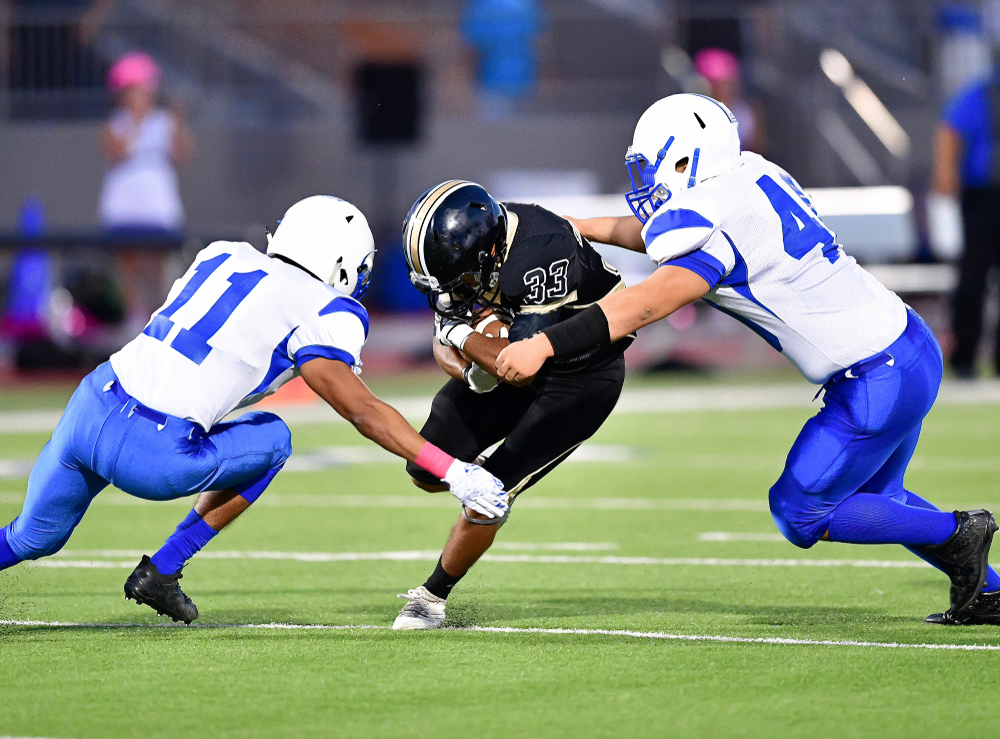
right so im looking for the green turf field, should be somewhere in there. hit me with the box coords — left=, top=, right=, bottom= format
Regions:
left=1, top=377, right=999, bottom=738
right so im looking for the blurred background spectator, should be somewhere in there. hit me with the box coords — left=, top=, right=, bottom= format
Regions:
left=932, top=53, right=1000, bottom=378
left=99, top=51, right=192, bottom=329
left=100, top=51, right=189, bottom=232
left=461, top=0, right=546, bottom=119
left=692, top=48, right=767, bottom=154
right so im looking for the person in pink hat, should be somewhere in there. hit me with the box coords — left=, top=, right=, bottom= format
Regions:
left=693, top=47, right=767, bottom=155
left=99, top=51, right=193, bottom=331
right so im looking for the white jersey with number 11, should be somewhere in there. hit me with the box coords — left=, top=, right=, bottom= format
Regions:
left=110, top=241, right=369, bottom=430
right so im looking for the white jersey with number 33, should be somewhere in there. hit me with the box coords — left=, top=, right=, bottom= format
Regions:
left=110, top=241, right=369, bottom=429
left=641, top=153, right=908, bottom=384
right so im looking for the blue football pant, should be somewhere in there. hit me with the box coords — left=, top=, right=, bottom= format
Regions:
left=4, top=362, right=291, bottom=562
left=769, top=310, right=945, bottom=549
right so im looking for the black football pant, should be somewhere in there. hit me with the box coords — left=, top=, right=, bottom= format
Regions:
left=406, top=357, right=625, bottom=500
left=953, top=187, right=1000, bottom=374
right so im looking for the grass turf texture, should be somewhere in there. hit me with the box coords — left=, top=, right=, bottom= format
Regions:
left=0, top=380, right=998, bottom=738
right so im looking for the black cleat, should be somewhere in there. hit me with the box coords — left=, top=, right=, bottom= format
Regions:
left=925, top=590, right=1000, bottom=626
left=124, top=555, right=199, bottom=624
left=912, top=510, right=998, bottom=615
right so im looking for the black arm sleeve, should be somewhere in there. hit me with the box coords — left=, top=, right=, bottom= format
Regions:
left=509, top=310, right=562, bottom=343
left=540, top=305, right=610, bottom=359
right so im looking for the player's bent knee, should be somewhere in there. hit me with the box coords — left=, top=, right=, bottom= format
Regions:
left=264, top=414, right=293, bottom=466
left=7, top=526, right=72, bottom=561
left=237, top=410, right=292, bottom=467
left=768, top=481, right=821, bottom=549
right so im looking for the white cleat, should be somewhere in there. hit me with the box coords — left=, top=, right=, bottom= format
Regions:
left=393, top=586, right=447, bottom=631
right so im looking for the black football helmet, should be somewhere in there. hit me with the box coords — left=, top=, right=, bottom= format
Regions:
left=403, top=180, right=507, bottom=317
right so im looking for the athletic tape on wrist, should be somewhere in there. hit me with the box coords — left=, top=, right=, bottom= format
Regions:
left=448, top=322, right=475, bottom=351
left=415, top=442, right=456, bottom=480
left=541, top=304, right=611, bottom=359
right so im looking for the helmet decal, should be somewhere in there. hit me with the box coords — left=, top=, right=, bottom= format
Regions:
left=404, top=180, right=469, bottom=278
left=690, top=93, right=738, bottom=123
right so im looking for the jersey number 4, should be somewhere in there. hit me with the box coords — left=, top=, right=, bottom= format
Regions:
left=756, top=174, right=840, bottom=264
left=143, top=253, right=266, bottom=365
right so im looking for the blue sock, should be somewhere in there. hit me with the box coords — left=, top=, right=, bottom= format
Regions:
left=233, top=467, right=281, bottom=505
left=0, top=526, right=24, bottom=571
left=903, top=491, right=1000, bottom=592
left=828, top=493, right=957, bottom=546
left=150, top=510, right=218, bottom=575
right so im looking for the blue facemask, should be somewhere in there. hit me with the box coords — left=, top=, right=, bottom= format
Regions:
left=625, top=136, right=674, bottom=223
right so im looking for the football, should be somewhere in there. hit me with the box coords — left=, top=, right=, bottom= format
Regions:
left=471, top=309, right=510, bottom=339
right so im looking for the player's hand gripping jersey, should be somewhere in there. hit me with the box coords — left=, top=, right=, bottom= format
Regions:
left=489, top=203, right=630, bottom=372
left=111, top=240, right=368, bottom=428
left=643, top=153, right=908, bottom=383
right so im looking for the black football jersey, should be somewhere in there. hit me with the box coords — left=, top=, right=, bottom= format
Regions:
left=483, top=202, right=632, bottom=373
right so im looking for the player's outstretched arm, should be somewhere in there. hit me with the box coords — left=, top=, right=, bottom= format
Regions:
left=496, top=266, right=709, bottom=382
left=301, top=358, right=428, bottom=460
left=300, top=358, right=509, bottom=517
left=565, top=215, right=645, bottom=253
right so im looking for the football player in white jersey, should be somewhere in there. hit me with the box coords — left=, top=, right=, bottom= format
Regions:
left=0, top=196, right=508, bottom=624
left=497, top=94, right=1000, bottom=626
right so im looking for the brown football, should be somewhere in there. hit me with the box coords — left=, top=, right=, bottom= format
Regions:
left=460, top=310, right=511, bottom=362
left=471, top=309, right=510, bottom=339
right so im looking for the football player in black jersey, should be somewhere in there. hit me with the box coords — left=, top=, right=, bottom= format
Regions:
left=392, top=180, right=633, bottom=629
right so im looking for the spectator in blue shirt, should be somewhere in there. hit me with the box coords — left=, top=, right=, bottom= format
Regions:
left=461, top=0, right=545, bottom=116
left=932, top=73, right=1000, bottom=378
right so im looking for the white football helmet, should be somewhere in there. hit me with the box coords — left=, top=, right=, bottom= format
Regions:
left=625, top=93, right=742, bottom=222
left=266, top=196, right=376, bottom=299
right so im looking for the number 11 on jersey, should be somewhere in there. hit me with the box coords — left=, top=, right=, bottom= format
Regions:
left=143, top=253, right=268, bottom=365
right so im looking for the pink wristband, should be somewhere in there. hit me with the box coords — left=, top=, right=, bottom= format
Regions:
left=414, top=442, right=456, bottom=480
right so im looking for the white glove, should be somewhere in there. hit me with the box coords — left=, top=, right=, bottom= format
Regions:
left=443, top=460, right=509, bottom=519
left=463, top=363, right=499, bottom=394
left=435, top=314, right=475, bottom=351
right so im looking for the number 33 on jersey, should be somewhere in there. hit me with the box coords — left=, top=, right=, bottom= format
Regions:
left=110, top=240, right=370, bottom=430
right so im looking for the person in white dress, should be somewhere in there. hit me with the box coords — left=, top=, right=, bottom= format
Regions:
left=99, top=51, right=193, bottom=328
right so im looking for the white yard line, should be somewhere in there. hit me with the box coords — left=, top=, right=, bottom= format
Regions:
left=4, top=450, right=998, bottom=481
left=1, top=620, right=997, bottom=652
left=0, top=410, right=64, bottom=434
left=492, top=542, right=618, bottom=551
left=0, top=491, right=772, bottom=511
left=463, top=626, right=1000, bottom=651
left=2, top=380, right=998, bottom=435
left=281, top=444, right=638, bottom=472
left=4, top=491, right=996, bottom=518
left=699, top=532, right=789, bottom=542
left=31, top=549, right=932, bottom=569
left=0, top=444, right=637, bottom=480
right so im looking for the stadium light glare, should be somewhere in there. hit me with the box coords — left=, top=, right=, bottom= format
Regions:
left=820, top=49, right=854, bottom=87
left=820, top=49, right=911, bottom=159
left=804, top=186, right=913, bottom=216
